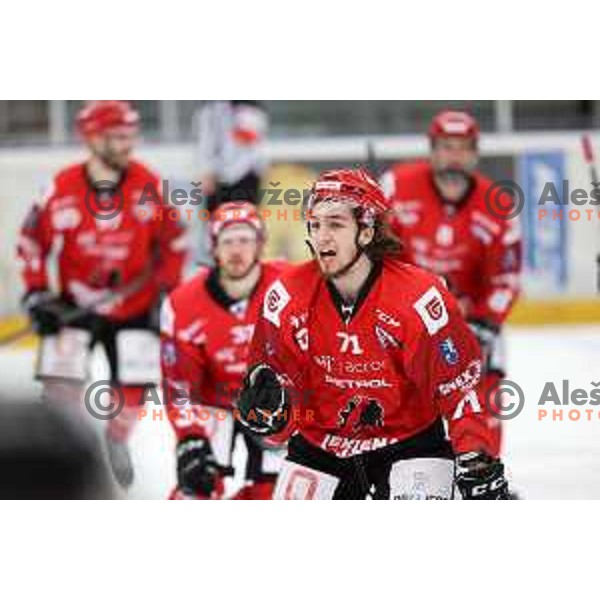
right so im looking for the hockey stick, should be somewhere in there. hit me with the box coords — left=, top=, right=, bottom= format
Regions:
left=581, top=134, right=600, bottom=293
left=0, top=266, right=155, bottom=347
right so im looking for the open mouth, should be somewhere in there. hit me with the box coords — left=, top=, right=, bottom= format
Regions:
left=319, top=250, right=336, bottom=258
left=437, top=168, right=468, bottom=183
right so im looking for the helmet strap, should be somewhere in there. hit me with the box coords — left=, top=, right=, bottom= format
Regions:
left=329, top=228, right=368, bottom=280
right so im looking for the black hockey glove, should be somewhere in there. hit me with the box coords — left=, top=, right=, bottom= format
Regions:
left=455, top=452, right=509, bottom=500
left=22, top=290, right=73, bottom=336
left=176, top=437, right=221, bottom=497
left=237, top=364, right=289, bottom=436
left=468, top=319, right=499, bottom=372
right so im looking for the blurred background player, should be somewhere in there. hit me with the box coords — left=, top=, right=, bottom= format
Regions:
left=195, top=101, right=269, bottom=212
left=16, top=100, right=187, bottom=489
left=238, top=169, right=509, bottom=499
left=380, top=110, right=522, bottom=462
left=161, top=202, right=286, bottom=499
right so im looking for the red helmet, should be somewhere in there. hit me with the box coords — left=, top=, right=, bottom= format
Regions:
left=76, top=101, right=140, bottom=138
left=307, top=168, right=390, bottom=225
left=429, top=110, right=479, bottom=144
left=209, top=201, right=265, bottom=244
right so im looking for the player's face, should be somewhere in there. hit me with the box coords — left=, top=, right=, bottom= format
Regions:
left=432, top=137, right=478, bottom=174
left=215, top=224, right=260, bottom=280
left=431, top=137, right=478, bottom=201
left=308, top=201, right=363, bottom=278
left=89, top=126, right=138, bottom=171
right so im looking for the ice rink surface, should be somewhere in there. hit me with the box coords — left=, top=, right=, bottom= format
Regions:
left=1, top=324, right=599, bottom=499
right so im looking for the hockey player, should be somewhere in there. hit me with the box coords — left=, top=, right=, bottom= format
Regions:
left=161, top=202, right=286, bottom=499
left=380, top=111, right=521, bottom=459
left=16, top=101, right=187, bottom=488
left=237, top=168, right=509, bottom=500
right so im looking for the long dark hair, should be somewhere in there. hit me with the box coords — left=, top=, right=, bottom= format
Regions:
left=356, top=210, right=403, bottom=261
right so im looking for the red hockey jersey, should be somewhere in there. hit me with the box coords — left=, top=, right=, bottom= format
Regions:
left=248, top=258, right=495, bottom=458
left=161, top=261, right=288, bottom=441
left=381, top=161, right=521, bottom=327
left=17, top=160, right=187, bottom=320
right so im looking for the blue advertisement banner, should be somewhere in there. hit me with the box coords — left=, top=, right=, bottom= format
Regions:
left=518, top=152, right=567, bottom=292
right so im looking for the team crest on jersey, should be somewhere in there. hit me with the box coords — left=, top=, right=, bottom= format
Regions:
left=358, top=400, right=384, bottom=429
left=439, top=337, right=459, bottom=365
left=263, top=280, right=290, bottom=328
left=413, top=286, right=448, bottom=335
left=337, top=397, right=384, bottom=432
left=337, top=398, right=359, bottom=428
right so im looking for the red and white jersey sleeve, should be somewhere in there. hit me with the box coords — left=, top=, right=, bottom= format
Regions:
left=17, top=186, right=55, bottom=293
left=160, top=288, right=210, bottom=442
left=400, top=276, right=495, bottom=455
left=150, top=184, right=187, bottom=293
left=469, top=214, right=521, bottom=326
